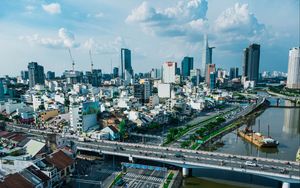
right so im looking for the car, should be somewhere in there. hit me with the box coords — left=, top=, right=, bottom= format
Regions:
left=175, top=152, right=183, bottom=158
left=220, top=160, right=225, bottom=166
left=245, top=161, right=257, bottom=167
left=280, top=169, right=288, bottom=174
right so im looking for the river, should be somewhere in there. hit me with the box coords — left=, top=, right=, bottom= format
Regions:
left=184, top=97, right=300, bottom=187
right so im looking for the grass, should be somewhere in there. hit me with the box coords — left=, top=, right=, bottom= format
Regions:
left=163, top=107, right=238, bottom=146
left=110, top=173, right=123, bottom=188
left=163, top=172, right=174, bottom=188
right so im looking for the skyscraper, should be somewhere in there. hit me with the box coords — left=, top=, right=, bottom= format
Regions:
left=287, top=47, right=300, bottom=89
left=28, top=62, right=45, bottom=88
left=202, top=35, right=215, bottom=79
left=21, top=70, right=29, bottom=80
left=113, top=67, right=119, bottom=78
left=0, top=80, right=4, bottom=101
left=46, top=71, right=55, bottom=80
left=206, top=64, right=216, bottom=88
left=91, top=69, right=102, bottom=87
left=243, top=44, right=260, bottom=83
left=181, top=57, right=194, bottom=77
left=229, top=67, right=239, bottom=79
left=150, top=68, right=161, bottom=79
left=162, top=62, right=177, bottom=83
left=121, top=48, right=133, bottom=79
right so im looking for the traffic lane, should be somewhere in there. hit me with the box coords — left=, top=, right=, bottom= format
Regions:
left=77, top=143, right=299, bottom=176
left=10, top=124, right=300, bottom=174
left=76, top=140, right=300, bottom=172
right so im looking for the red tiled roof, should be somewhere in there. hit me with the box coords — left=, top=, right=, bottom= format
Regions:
left=45, top=150, right=74, bottom=170
left=0, top=173, right=34, bottom=188
left=26, top=165, right=50, bottom=182
left=0, top=131, right=9, bottom=137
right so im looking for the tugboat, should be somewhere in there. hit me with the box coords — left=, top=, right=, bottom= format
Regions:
left=238, top=126, right=279, bottom=148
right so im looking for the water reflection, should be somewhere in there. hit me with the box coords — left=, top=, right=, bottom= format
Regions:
left=283, top=101, right=300, bottom=137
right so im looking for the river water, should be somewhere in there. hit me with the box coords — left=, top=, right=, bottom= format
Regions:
left=184, top=97, right=300, bottom=187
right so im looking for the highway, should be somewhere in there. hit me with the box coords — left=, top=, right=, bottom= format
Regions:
left=74, top=139, right=300, bottom=183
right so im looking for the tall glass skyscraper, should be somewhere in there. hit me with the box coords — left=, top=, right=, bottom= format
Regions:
left=121, top=48, right=133, bottom=79
left=28, top=62, right=45, bottom=88
left=202, top=34, right=215, bottom=79
left=243, top=44, right=260, bottom=83
left=181, top=57, right=194, bottom=77
left=287, top=47, right=300, bottom=89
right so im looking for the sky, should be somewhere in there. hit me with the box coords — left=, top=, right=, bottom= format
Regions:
left=0, top=0, right=299, bottom=77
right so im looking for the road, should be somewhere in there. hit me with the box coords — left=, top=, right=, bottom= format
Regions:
left=73, top=139, right=300, bottom=183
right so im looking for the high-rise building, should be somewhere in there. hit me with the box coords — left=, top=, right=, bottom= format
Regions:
left=21, top=71, right=29, bottom=80
left=70, top=101, right=100, bottom=134
left=113, top=67, right=119, bottom=78
left=206, top=64, right=216, bottom=87
left=210, top=72, right=216, bottom=89
left=46, top=71, right=55, bottom=80
left=0, top=80, right=4, bottom=101
left=121, top=48, right=133, bottom=79
left=287, top=47, right=300, bottom=89
left=202, top=35, right=215, bottom=78
left=134, top=80, right=152, bottom=103
left=243, top=44, right=260, bottom=83
left=162, top=62, right=177, bottom=83
left=28, top=62, right=45, bottom=88
left=64, top=70, right=83, bottom=84
left=91, top=69, right=102, bottom=87
left=181, top=57, right=194, bottom=77
left=190, top=69, right=201, bottom=86
left=150, top=68, right=161, bottom=79
left=230, top=67, right=239, bottom=79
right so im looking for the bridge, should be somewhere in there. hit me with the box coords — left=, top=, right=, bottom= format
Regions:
left=73, top=139, right=300, bottom=187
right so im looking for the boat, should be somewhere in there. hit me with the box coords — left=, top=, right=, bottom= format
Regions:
left=237, top=127, right=279, bottom=148
left=296, top=147, right=300, bottom=162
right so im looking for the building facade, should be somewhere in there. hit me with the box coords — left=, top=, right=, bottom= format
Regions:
left=229, top=67, right=239, bottom=80
left=206, top=64, right=216, bottom=87
left=202, top=35, right=215, bottom=78
left=181, top=57, right=194, bottom=77
left=28, top=62, right=45, bottom=88
left=121, top=48, right=133, bottom=80
left=46, top=71, right=55, bottom=80
left=287, top=47, right=300, bottom=89
left=243, top=44, right=260, bottom=84
left=162, top=62, right=177, bottom=83
left=21, top=71, right=29, bottom=80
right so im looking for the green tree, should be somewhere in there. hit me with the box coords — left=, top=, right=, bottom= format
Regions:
left=119, top=120, right=126, bottom=139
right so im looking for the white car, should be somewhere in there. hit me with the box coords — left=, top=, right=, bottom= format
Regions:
left=245, top=161, right=257, bottom=167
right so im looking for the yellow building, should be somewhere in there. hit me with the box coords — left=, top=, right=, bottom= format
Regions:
left=40, top=109, right=59, bottom=122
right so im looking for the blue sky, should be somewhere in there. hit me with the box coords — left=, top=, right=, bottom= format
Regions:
left=0, top=0, right=299, bottom=77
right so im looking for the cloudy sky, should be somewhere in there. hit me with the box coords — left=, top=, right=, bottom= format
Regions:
left=0, top=0, right=299, bottom=77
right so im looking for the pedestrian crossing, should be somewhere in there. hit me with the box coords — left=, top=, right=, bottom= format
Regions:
left=124, top=172, right=164, bottom=183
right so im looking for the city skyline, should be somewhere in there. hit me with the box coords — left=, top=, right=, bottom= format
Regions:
left=0, top=0, right=299, bottom=77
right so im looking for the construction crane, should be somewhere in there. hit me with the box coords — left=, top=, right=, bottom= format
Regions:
left=68, top=48, right=75, bottom=71
left=89, top=49, right=94, bottom=71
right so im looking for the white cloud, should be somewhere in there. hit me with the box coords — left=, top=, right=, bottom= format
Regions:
left=126, top=0, right=208, bottom=40
left=42, top=3, right=61, bottom=15
left=19, top=28, right=79, bottom=49
left=83, top=36, right=126, bottom=54
left=214, top=3, right=265, bottom=36
left=212, top=3, right=267, bottom=52
left=87, top=12, right=104, bottom=19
